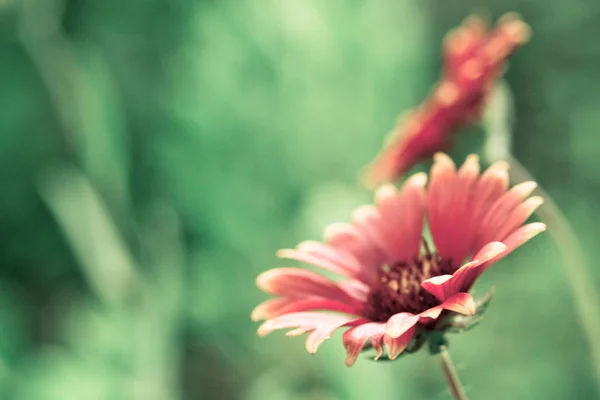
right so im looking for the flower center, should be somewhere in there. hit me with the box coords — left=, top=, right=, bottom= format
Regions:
left=365, top=243, right=455, bottom=322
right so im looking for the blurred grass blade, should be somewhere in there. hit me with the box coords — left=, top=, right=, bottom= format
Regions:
left=38, top=165, right=140, bottom=306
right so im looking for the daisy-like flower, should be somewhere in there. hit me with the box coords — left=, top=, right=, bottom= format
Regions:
left=253, top=154, right=545, bottom=366
left=362, top=13, right=530, bottom=187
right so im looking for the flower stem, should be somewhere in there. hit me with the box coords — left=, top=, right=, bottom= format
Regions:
left=484, top=81, right=600, bottom=390
left=508, top=155, right=600, bottom=386
left=436, top=348, right=468, bottom=400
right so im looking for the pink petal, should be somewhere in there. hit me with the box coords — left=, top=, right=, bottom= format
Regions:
left=488, top=222, right=546, bottom=264
left=476, top=181, right=538, bottom=249
left=421, top=241, right=506, bottom=300
left=256, top=268, right=360, bottom=305
left=258, top=312, right=340, bottom=336
left=452, top=224, right=544, bottom=292
left=375, top=173, right=427, bottom=261
left=384, top=326, right=417, bottom=360
left=251, top=297, right=362, bottom=321
left=258, top=312, right=362, bottom=354
left=342, top=322, right=387, bottom=367
left=352, top=205, right=397, bottom=264
left=420, top=274, right=454, bottom=301
left=251, top=298, right=293, bottom=321
left=440, top=292, right=476, bottom=315
left=471, top=241, right=507, bottom=262
left=458, top=162, right=510, bottom=255
left=418, top=305, right=444, bottom=324
left=449, top=241, right=507, bottom=294
left=306, top=318, right=360, bottom=354
left=324, top=222, right=366, bottom=248
left=338, top=280, right=371, bottom=303
left=434, top=155, right=482, bottom=263
left=385, top=313, right=420, bottom=338
left=277, top=241, right=361, bottom=279
left=286, top=327, right=312, bottom=337
left=427, top=153, right=458, bottom=258
left=324, top=223, right=379, bottom=285
left=372, top=334, right=385, bottom=361
left=492, top=196, right=544, bottom=243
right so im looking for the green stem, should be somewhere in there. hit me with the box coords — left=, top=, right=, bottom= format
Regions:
left=484, top=81, right=600, bottom=390
left=436, top=348, right=468, bottom=400
left=507, top=155, right=600, bottom=386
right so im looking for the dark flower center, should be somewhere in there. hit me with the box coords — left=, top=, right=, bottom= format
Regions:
left=365, top=243, right=455, bottom=322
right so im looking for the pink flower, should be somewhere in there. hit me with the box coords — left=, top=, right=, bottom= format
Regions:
left=362, top=13, right=531, bottom=187
left=253, top=154, right=545, bottom=366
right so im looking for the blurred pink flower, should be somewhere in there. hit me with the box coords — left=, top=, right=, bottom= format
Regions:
left=253, top=154, right=545, bottom=366
left=362, top=13, right=530, bottom=187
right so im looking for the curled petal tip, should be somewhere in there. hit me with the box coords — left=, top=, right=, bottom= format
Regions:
left=352, top=205, right=377, bottom=222
left=250, top=307, right=263, bottom=322
left=433, top=152, right=452, bottom=162
left=385, top=314, right=419, bottom=339
left=407, top=172, right=428, bottom=187
left=464, top=14, right=488, bottom=29
left=466, top=153, right=480, bottom=163
left=275, top=249, right=291, bottom=259
left=529, top=222, right=547, bottom=234
left=375, top=184, right=398, bottom=202
left=529, top=196, right=544, bottom=206
left=489, top=160, right=510, bottom=173
left=257, top=322, right=273, bottom=337
left=255, top=271, right=268, bottom=290
left=499, top=13, right=531, bottom=43
left=499, top=11, right=524, bottom=22
left=476, top=241, right=507, bottom=261
left=344, top=356, right=357, bottom=368
left=519, top=180, right=538, bottom=193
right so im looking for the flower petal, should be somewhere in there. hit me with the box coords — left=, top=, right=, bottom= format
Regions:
left=420, top=274, right=454, bottom=301
left=375, top=173, right=427, bottom=261
left=418, top=305, right=444, bottom=324
left=372, top=334, right=385, bottom=361
left=488, top=222, right=547, bottom=264
left=427, top=153, right=458, bottom=258
left=384, top=326, right=417, bottom=360
left=256, top=268, right=360, bottom=305
left=441, top=292, right=476, bottom=315
left=338, top=280, right=370, bottom=303
left=285, top=327, right=312, bottom=337
left=492, top=196, right=544, bottom=243
left=277, top=240, right=366, bottom=281
left=421, top=241, right=507, bottom=300
left=251, top=297, right=362, bottom=321
left=324, top=223, right=379, bottom=285
left=251, top=298, right=293, bottom=321
left=306, top=318, right=361, bottom=354
left=342, top=322, right=387, bottom=367
left=476, top=181, right=538, bottom=249
left=439, top=155, right=481, bottom=263
left=449, top=224, right=544, bottom=294
left=257, top=312, right=357, bottom=341
left=352, top=205, right=396, bottom=264
left=457, top=161, right=510, bottom=256
left=385, top=313, right=420, bottom=338
left=471, top=240, right=508, bottom=262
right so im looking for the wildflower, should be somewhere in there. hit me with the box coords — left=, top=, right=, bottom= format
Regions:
left=362, top=13, right=531, bottom=187
left=253, top=154, right=545, bottom=366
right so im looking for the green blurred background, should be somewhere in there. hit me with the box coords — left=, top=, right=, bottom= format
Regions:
left=1, top=0, right=599, bottom=398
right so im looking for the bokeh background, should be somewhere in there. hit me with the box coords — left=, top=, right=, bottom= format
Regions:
left=1, top=0, right=599, bottom=399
